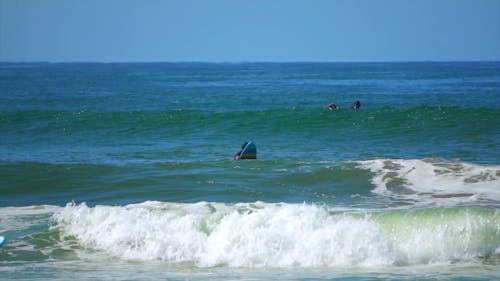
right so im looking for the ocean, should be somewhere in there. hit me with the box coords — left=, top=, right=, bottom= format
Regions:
left=0, top=62, right=499, bottom=280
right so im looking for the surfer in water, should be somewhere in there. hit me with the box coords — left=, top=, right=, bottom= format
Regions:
left=233, top=141, right=248, bottom=160
left=326, top=101, right=361, bottom=110
left=326, top=103, right=340, bottom=110
left=350, top=100, right=361, bottom=109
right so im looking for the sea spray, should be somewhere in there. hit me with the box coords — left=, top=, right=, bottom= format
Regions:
left=52, top=201, right=500, bottom=268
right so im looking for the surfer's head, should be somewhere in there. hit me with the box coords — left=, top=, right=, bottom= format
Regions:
left=352, top=100, right=361, bottom=109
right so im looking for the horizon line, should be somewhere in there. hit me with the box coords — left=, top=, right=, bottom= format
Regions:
left=1, top=59, right=500, bottom=64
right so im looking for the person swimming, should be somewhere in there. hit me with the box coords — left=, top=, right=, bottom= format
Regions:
left=350, top=100, right=361, bottom=109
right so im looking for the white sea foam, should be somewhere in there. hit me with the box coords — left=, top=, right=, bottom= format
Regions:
left=0, top=205, right=59, bottom=233
left=357, top=159, right=500, bottom=205
left=52, top=201, right=499, bottom=268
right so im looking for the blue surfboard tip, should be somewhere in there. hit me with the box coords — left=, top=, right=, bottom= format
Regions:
left=0, top=236, right=7, bottom=247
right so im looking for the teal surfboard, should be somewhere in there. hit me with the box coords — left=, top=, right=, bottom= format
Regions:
left=0, top=236, right=6, bottom=247
left=240, top=141, right=257, bottom=159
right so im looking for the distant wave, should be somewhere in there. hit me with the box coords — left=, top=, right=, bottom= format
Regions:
left=2, top=106, right=498, bottom=165
left=2, top=158, right=498, bottom=207
left=2, top=106, right=498, bottom=134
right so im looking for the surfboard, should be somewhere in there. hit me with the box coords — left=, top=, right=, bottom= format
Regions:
left=0, top=236, right=6, bottom=247
left=240, top=141, right=257, bottom=159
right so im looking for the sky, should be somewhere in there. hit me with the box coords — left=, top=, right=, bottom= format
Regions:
left=0, top=0, right=499, bottom=62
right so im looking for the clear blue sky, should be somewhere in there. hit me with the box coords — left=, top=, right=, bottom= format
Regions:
left=1, top=0, right=499, bottom=62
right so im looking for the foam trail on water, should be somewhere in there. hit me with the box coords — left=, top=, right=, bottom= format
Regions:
left=357, top=159, right=500, bottom=205
left=0, top=205, right=59, bottom=232
left=52, top=201, right=500, bottom=268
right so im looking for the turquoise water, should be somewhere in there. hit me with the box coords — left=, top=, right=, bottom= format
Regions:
left=0, top=62, right=499, bottom=280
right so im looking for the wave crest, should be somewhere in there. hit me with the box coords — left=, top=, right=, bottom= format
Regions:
left=357, top=159, right=500, bottom=205
left=52, top=201, right=499, bottom=268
